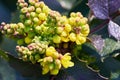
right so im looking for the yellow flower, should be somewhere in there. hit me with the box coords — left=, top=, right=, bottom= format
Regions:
left=42, top=64, right=49, bottom=75
left=46, top=46, right=59, bottom=59
left=69, top=32, right=76, bottom=42
left=61, top=36, right=69, bottom=42
left=61, top=53, right=74, bottom=68
left=76, top=34, right=86, bottom=45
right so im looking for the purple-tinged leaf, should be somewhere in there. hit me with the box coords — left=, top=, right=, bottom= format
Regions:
left=90, top=35, right=105, bottom=52
left=88, top=0, right=120, bottom=19
left=109, top=0, right=120, bottom=15
left=108, top=20, right=120, bottom=41
left=88, top=0, right=109, bottom=19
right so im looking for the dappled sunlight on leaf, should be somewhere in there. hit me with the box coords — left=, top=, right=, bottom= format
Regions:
left=108, top=20, right=120, bottom=41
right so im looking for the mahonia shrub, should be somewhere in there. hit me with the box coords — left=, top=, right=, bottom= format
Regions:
left=0, top=0, right=89, bottom=75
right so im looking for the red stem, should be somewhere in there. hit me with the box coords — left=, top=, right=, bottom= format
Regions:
left=90, top=20, right=109, bottom=34
left=90, top=11, right=120, bottom=34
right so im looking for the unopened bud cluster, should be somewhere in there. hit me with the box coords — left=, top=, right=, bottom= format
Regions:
left=0, top=0, right=89, bottom=75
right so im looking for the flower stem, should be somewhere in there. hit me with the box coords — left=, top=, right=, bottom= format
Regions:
left=50, top=75, right=56, bottom=80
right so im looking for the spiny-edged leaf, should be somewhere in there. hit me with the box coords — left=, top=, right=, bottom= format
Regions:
left=55, top=58, right=105, bottom=80
left=88, top=0, right=120, bottom=19
left=0, top=50, right=49, bottom=79
left=99, top=57, right=120, bottom=78
left=108, top=20, right=120, bottom=41
left=73, top=43, right=101, bottom=72
left=109, top=0, right=120, bottom=15
left=88, top=0, right=109, bottom=19
left=80, top=41, right=120, bottom=78
left=76, top=46, right=100, bottom=71
left=101, top=38, right=120, bottom=57
left=90, top=19, right=120, bottom=57
left=89, top=35, right=105, bottom=52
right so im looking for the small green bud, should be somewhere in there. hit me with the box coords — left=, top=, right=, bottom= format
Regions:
left=19, top=3, right=24, bottom=8
left=20, top=14, right=25, bottom=20
left=28, top=6, right=35, bottom=12
left=25, top=19, right=32, bottom=25
left=33, top=17, right=39, bottom=23
left=22, top=55, right=28, bottom=61
left=21, top=7, right=28, bottom=13
left=17, top=22, right=24, bottom=29
left=25, top=36, right=32, bottom=44
left=30, top=12, right=36, bottom=17
left=49, top=63, right=54, bottom=70
left=53, top=35, right=61, bottom=44
left=35, top=54, right=40, bottom=60
left=39, top=1, right=45, bottom=8
left=35, top=2, right=40, bottom=8
left=3, top=25, right=8, bottom=30
left=36, top=8, right=41, bottom=13
left=17, top=39, right=24, bottom=45
left=29, top=0, right=35, bottom=5
left=70, top=12, right=76, bottom=17
left=7, top=29, right=13, bottom=34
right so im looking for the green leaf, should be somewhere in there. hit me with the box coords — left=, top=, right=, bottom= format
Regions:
left=99, top=57, right=120, bottom=78
left=78, top=43, right=120, bottom=79
left=0, top=57, right=16, bottom=80
left=0, top=49, right=49, bottom=79
left=0, top=49, right=9, bottom=60
left=101, top=38, right=120, bottom=57
left=110, top=71, right=120, bottom=80
left=0, top=36, right=17, bottom=56
left=90, top=20, right=120, bottom=57
left=55, top=58, right=105, bottom=80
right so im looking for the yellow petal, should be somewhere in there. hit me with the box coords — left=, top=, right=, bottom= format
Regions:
left=42, top=65, right=49, bottom=75
left=50, top=69, right=59, bottom=75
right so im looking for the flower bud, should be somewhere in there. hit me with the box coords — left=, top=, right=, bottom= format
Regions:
left=64, top=24, right=72, bottom=32
left=25, top=36, right=32, bottom=44
left=33, top=17, right=39, bottom=23
left=53, top=35, right=61, bottom=44
left=21, top=7, right=28, bottom=13
left=36, top=8, right=41, bottom=13
left=38, top=13, right=46, bottom=20
left=30, top=12, right=36, bottom=17
left=69, top=32, right=76, bottom=42
left=28, top=6, right=35, bottom=12
left=25, top=19, right=32, bottom=25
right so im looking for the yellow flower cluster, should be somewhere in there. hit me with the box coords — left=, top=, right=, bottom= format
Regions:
left=54, top=12, right=90, bottom=45
left=40, top=46, right=74, bottom=75
left=0, top=0, right=90, bottom=75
